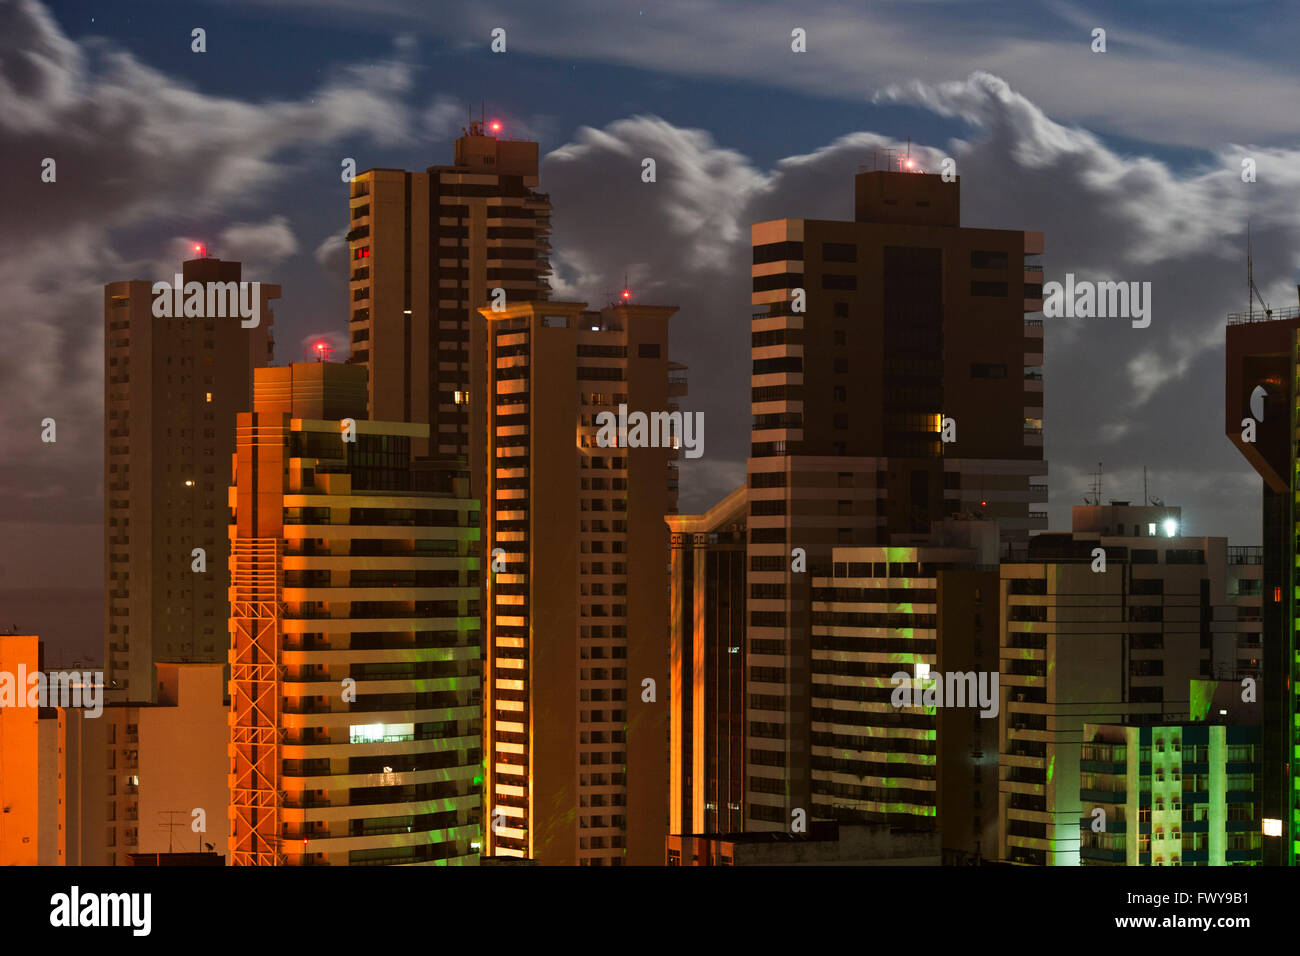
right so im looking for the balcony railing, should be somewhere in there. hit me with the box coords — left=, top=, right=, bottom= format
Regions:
left=1227, top=305, right=1300, bottom=325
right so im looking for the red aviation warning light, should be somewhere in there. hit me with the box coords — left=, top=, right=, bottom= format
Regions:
left=489, top=120, right=502, bottom=134
left=310, top=341, right=334, bottom=362
left=193, top=242, right=206, bottom=257
left=621, top=289, right=631, bottom=300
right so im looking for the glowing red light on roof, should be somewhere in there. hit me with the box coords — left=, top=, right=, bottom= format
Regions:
left=622, top=289, right=631, bottom=299
left=489, top=121, right=502, bottom=133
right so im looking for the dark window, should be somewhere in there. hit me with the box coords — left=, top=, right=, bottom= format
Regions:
left=971, top=281, right=1008, bottom=297
left=822, top=274, right=857, bottom=291
left=971, top=250, right=1009, bottom=269
left=822, top=243, right=857, bottom=263
left=753, top=241, right=804, bottom=264
left=833, top=302, right=849, bottom=318
left=753, top=272, right=804, bottom=293
left=637, top=343, right=660, bottom=358
left=970, top=363, right=1008, bottom=378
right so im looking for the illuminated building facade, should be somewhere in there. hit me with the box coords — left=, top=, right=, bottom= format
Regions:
left=104, top=257, right=277, bottom=701
left=347, top=124, right=553, bottom=504
left=0, top=634, right=59, bottom=865
left=228, top=362, right=481, bottom=866
left=808, top=520, right=1000, bottom=862
left=998, top=507, right=1248, bottom=865
left=478, top=299, right=681, bottom=865
left=667, top=486, right=748, bottom=837
left=1080, top=681, right=1261, bottom=865
left=1224, top=299, right=1300, bottom=865
left=745, top=168, right=1046, bottom=829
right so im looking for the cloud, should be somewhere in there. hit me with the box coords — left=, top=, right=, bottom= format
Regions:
left=314, top=226, right=349, bottom=272
left=543, top=72, right=1300, bottom=540
left=425, top=93, right=465, bottom=139
left=227, top=0, right=1300, bottom=149
left=0, top=0, right=418, bottom=584
left=218, top=216, right=300, bottom=268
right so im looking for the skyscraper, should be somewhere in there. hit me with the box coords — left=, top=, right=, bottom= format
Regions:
left=667, top=486, right=748, bottom=837
left=104, top=257, right=276, bottom=701
left=743, top=168, right=1046, bottom=830
left=1224, top=294, right=1300, bottom=865
left=346, top=122, right=553, bottom=504
left=227, top=362, right=482, bottom=866
left=478, top=298, right=682, bottom=865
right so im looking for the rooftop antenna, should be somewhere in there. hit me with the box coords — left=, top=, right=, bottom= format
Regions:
left=1248, top=220, right=1272, bottom=321
left=604, top=274, right=633, bottom=308
left=1143, top=465, right=1148, bottom=506
left=1087, top=460, right=1103, bottom=506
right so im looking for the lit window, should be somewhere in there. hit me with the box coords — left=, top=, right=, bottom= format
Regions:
left=205, top=392, right=213, bottom=403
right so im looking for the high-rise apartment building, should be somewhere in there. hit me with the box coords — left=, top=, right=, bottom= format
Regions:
left=227, top=362, right=482, bottom=866
left=1080, top=681, right=1261, bottom=866
left=998, top=504, right=1247, bottom=865
left=667, top=486, right=748, bottom=836
left=808, top=519, right=1000, bottom=862
left=745, top=169, right=1045, bottom=830
left=1225, top=295, right=1300, bottom=865
left=347, top=123, right=553, bottom=504
left=104, top=257, right=276, bottom=700
left=478, top=299, right=682, bottom=865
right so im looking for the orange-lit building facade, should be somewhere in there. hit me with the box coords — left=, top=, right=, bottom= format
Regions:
left=667, top=486, right=748, bottom=836
left=478, top=299, right=682, bottom=865
left=228, top=363, right=482, bottom=865
left=0, top=634, right=59, bottom=865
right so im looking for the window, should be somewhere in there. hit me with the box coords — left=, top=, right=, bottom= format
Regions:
left=970, top=363, right=1007, bottom=378
left=971, top=281, right=1008, bottom=297
left=753, top=241, right=804, bottom=264
left=637, top=343, right=660, bottom=358
left=971, top=250, right=1009, bottom=269
left=822, top=274, right=857, bottom=291
left=822, top=242, right=857, bottom=263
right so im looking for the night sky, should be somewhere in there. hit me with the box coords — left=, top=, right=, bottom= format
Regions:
left=4, top=0, right=1300, bottom=661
